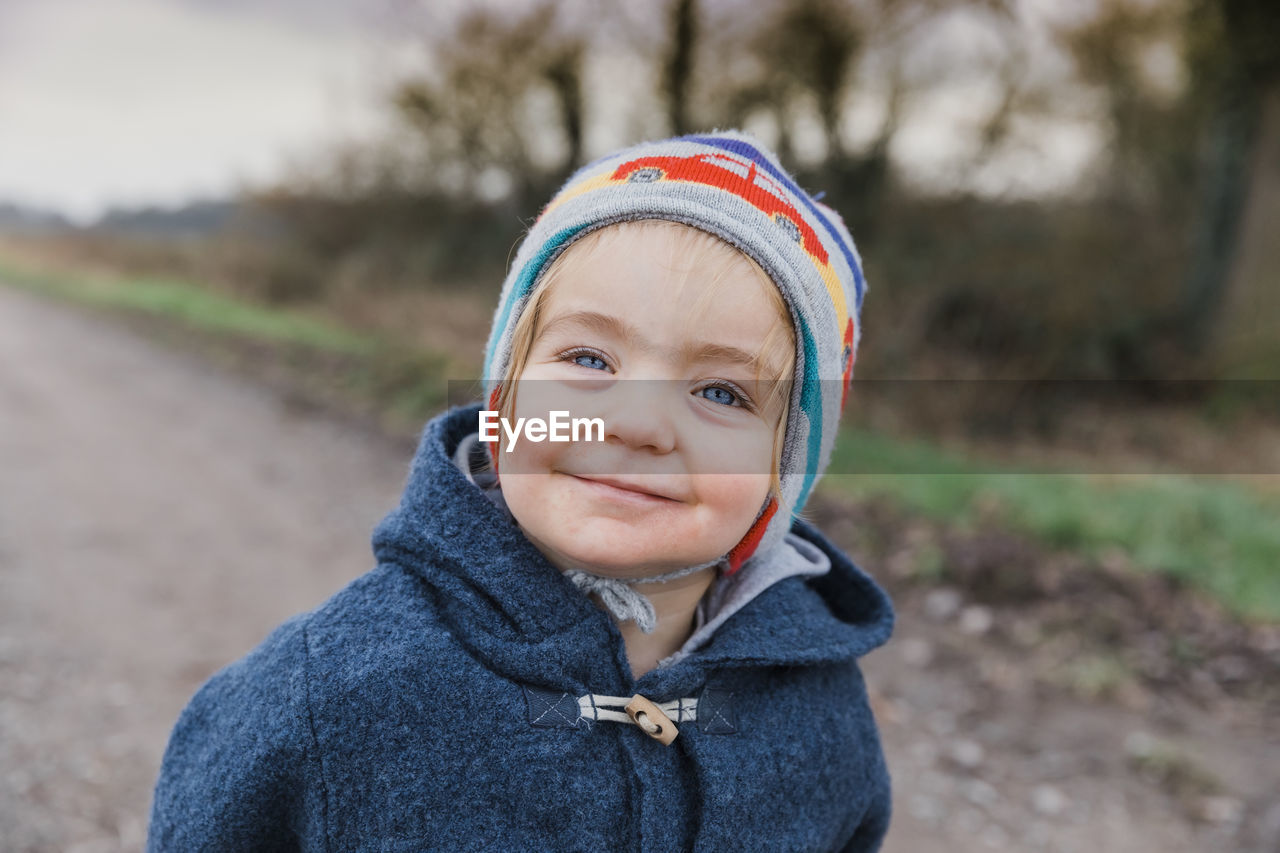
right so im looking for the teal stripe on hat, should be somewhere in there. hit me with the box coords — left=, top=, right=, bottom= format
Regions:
left=794, top=311, right=823, bottom=514
left=483, top=224, right=589, bottom=378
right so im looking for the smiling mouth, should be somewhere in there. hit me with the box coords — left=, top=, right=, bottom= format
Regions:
left=566, top=474, right=684, bottom=503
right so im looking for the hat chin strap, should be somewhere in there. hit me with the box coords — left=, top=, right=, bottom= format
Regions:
left=563, top=557, right=724, bottom=634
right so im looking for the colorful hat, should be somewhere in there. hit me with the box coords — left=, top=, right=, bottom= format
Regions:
left=483, top=130, right=866, bottom=576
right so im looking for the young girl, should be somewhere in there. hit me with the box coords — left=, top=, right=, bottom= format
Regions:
left=147, top=132, right=894, bottom=852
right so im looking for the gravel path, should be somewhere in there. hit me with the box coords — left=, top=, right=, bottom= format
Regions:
left=0, top=286, right=406, bottom=851
left=1, top=283, right=1274, bottom=852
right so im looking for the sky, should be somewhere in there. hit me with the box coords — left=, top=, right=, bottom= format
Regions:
left=0, top=0, right=401, bottom=223
left=0, top=0, right=1102, bottom=224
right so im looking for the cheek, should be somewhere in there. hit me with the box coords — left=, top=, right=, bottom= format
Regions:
left=695, top=473, right=772, bottom=521
left=684, top=415, right=777, bottom=480
left=495, top=439, right=564, bottom=531
left=495, top=460, right=556, bottom=555
left=498, top=385, right=574, bottom=476
left=498, top=436, right=564, bottom=477
left=679, top=472, right=773, bottom=560
left=495, top=427, right=590, bottom=542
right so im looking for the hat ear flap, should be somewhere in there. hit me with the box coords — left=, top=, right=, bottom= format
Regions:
left=486, top=385, right=502, bottom=472
left=724, top=497, right=779, bottom=576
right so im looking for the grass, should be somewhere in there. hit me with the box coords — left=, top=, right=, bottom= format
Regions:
left=4, top=250, right=1277, bottom=623
left=0, top=253, right=451, bottom=428
left=826, top=426, right=1280, bottom=622
left=0, top=255, right=373, bottom=354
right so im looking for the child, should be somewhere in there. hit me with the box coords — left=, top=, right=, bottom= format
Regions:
left=147, top=132, right=895, bottom=852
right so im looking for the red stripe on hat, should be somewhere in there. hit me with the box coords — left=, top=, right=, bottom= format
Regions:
left=610, top=154, right=829, bottom=265
left=725, top=497, right=779, bottom=576
left=486, top=385, right=502, bottom=472
left=840, top=317, right=856, bottom=411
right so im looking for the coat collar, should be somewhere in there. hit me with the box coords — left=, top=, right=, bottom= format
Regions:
left=371, top=405, right=894, bottom=696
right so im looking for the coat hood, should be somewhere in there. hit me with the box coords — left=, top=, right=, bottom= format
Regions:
left=371, top=405, right=894, bottom=697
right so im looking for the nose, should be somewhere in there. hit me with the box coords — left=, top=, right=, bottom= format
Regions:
left=602, top=380, right=677, bottom=456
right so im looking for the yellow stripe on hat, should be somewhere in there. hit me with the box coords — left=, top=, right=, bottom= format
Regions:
left=815, top=260, right=849, bottom=347
left=537, top=170, right=619, bottom=222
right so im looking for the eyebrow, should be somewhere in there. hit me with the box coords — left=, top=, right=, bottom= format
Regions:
left=537, top=310, right=768, bottom=372
left=539, top=310, right=630, bottom=343
left=685, top=341, right=764, bottom=370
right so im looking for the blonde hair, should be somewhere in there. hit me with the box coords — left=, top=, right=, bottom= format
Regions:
left=495, top=219, right=795, bottom=492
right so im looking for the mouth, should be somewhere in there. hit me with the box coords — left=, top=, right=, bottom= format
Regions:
left=565, top=474, right=685, bottom=504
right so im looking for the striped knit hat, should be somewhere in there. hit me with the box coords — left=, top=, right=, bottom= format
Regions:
left=483, top=130, right=866, bottom=579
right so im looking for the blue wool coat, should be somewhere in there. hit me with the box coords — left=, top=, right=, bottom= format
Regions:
left=147, top=405, right=895, bottom=852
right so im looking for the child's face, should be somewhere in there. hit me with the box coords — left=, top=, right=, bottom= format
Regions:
left=498, top=225, right=788, bottom=577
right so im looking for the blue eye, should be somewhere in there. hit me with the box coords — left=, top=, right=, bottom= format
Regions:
left=559, top=348, right=611, bottom=371
left=572, top=353, right=609, bottom=371
left=699, top=385, right=741, bottom=407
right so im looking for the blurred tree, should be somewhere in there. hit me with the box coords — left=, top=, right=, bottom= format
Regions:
left=1060, top=0, right=1190, bottom=205
left=545, top=42, right=586, bottom=171
left=1213, top=87, right=1280, bottom=377
left=699, top=0, right=1021, bottom=232
left=392, top=3, right=585, bottom=210
left=706, top=0, right=863, bottom=165
left=241, top=0, right=1278, bottom=389
left=662, top=0, right=699, bottom=135
left=699, top=0, right=883, bottom=229
left=1061, top=0, right=1280, bottom=361
left=1181, top=0, right=1280, bottom=356
left=771, top=0, right=863, bottom=160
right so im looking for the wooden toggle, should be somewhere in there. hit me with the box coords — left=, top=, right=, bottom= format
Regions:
left=625, top=694, right=679, bottom=745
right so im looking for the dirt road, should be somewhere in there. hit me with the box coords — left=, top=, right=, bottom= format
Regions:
left=0, top=286, right=408, bottom=850
left=1, top=284, right=1274, bottom=851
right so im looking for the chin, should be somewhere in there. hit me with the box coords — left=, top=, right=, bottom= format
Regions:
left=548, top=534, right=714, bottom=576
left=506, top=491, right=742, bottom=573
